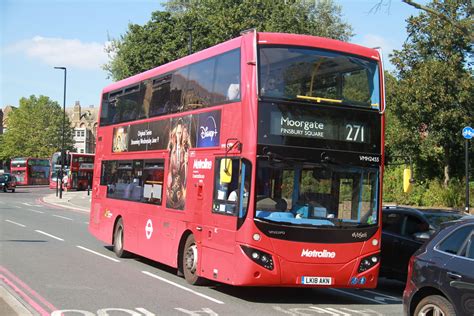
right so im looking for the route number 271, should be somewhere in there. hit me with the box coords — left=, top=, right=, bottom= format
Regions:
left=345, top=124, right=365, bottom=143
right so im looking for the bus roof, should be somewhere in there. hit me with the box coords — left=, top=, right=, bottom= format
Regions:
left=102, top=31, right=381, bottom=95
left=11, top=157, right=50, bottom=161
left=257, top=32, right=380, bottom=60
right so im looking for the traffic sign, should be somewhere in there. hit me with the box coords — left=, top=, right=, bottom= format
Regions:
left=462, top=126, right=473, bottom=139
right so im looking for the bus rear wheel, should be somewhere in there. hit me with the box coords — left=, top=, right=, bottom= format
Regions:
left=183, top=234, right=207, bottom=285
left=113, top=218, right=130, bottom=258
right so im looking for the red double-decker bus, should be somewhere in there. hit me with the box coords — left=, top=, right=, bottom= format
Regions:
left=10, top=157, right=50, bottom=185
left=89, top=31, right=385, bottom=288
left=50, top=152, right=95, bottom=190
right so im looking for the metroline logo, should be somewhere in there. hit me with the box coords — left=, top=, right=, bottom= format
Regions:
left=301, top=249, right=336, bottom=258
left=193, top=158, right=212, bottom=170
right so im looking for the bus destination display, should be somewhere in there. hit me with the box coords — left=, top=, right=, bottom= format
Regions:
left=270, top=111, right=369, bottom=143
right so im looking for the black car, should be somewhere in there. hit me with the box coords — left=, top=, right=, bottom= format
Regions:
left=380, top=206, right=464, bottom=282
left=403, top=216, right=474, bottom=316
left=0, top=173, right=17, bottom=192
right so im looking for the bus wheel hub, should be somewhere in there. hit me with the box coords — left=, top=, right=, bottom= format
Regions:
left=185, top=244, right=198, bottom=273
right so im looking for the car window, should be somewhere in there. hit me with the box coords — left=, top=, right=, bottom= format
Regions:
left=0, top=174, right=10, bottom=183
left=438, top=225, right=473, bottom=255
left=464, top=233, right=474, bottom=259
left=403, top=215, right=426, bottom=237
left=383, top=212, right=403, bottom=234
left=424, top=212, right=464, bottom=229
left=458, top=228, right=474, bottom=259
left=467, top=234, right=474, bottom=259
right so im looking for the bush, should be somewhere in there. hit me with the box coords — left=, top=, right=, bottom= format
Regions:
left=383, top=165, right=470, bottom=208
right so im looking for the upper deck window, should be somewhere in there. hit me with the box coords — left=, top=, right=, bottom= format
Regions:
left=100, top=49, right=240, bottom=126
left=11, top=159, right=27, bottom=167
left=259, top=46, right=380, bottom=109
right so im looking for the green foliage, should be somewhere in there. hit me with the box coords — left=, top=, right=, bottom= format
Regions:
left=383, top=165, right=471, bottom=208
left=104, top=0, right=353, bottom=81
left=387, top=0, right=473, bottom=186
left=0, top=95, right=74, bottom=160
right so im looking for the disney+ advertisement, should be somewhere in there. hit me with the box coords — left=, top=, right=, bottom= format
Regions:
left=112, top=110, right=221, bottom=153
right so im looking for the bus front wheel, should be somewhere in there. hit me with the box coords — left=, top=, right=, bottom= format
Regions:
left=113, top=218, right=130, bottom=258
left=183, top=234, right=207, bottom=285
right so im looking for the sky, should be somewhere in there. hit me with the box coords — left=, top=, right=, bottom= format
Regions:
left=0, top=0, right=427, bottom=110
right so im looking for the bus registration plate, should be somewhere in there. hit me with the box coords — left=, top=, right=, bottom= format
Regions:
left=301, top=276, right=332, bottom=285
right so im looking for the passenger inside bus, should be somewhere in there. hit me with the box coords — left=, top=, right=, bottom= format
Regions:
left=228, top=180, right=249, bottom=202
left=262, top=76, right=283, bottom=98
left=226, top=75, right=240, bottom=101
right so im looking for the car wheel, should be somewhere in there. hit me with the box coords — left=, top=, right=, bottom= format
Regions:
left=414, top=295, right=455, bottom=316
left=113, top=218, right=130, bottom=258
left=3, top=187, right=6, bottom=192
left=182, top=234, right=207, bottom=285
left=11, top=188, right=15, bottom=193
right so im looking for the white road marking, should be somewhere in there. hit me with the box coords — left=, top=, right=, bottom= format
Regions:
left=135, top=308, right=156, bottom=316
left=22, top=202, right=32, bottom=206
left=76, top=246, right=120, bottom=263
left=329, top=288, right=384, bottom=304
left=142, top=271, right=224, bottom=305
left=15, top=206, right=21, bottom=208
left=28, top=209, right=44, bottom=214
left=363, top=289, right=402, bottom=302
left=5, top=220, right=26, bottom=227
left=32, top=204, right=44, bottom=208
left=35, top=230, right=64, bottom=241
left=175, top=308, right=218, bottom=315
left=340, top=307, right=384, bottom=315
left=52, top=215, right=73, bottom=221
left=53, top=308, right=155, bottom=316
left=273, top=306, right=383, bottom=315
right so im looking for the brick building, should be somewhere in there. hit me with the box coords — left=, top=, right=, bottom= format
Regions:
left=66, top=101, right=99, bottom=154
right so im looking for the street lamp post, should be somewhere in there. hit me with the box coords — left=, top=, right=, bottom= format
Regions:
left=54, top=66, right=67, bottom=199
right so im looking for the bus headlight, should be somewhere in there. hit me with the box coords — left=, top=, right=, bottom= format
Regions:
left=358, top=254, right=379, bottom=273
left=241, top=245, right=274, bottom=270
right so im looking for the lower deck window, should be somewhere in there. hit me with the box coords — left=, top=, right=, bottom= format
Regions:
left=100, top=159, right=164, bottom=205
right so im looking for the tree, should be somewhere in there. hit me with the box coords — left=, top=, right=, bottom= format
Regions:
left=104, top=0, right=353, bottom=81
left=372, top=0, right=473, bottom=42
left=389, top=0, right=473, bottom=186
left=0, top=95, right=74, bottom=160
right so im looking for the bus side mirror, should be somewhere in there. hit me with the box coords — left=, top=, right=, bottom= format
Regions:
left=403, top=168, right=413, bottom=193
left=220, top=159, right=232, bottom=184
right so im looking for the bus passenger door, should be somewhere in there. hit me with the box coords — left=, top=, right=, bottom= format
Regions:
left=201, top=158, right=239, bottom=282
left=199, top=157, right=250, bottom=282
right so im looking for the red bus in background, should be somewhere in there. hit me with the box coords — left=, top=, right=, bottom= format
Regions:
left=10, top=157, right=50, bottom=185
left=90, top=31, right=385, bottom=288
left=50, top=152, right=95, bottom=190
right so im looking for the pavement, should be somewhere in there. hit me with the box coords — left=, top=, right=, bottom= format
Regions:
left=41, top=189, right=91, bottom=212
left=0, top=286, right=34, bottom=316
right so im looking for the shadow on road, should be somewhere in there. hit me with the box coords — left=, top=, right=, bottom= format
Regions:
left=1, top=191, right=33, bottom=194
left=102, top=246, right=405, bottom=305
left=1, top=240, right=48, bottom=243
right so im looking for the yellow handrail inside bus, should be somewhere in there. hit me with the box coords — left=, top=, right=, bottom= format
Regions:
left=296, top=95, right=343, bottom=104
left=145, top=181, right=163, bottom=185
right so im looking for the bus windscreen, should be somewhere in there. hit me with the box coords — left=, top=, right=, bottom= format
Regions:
left=259, top=46, right=380, bottom=109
